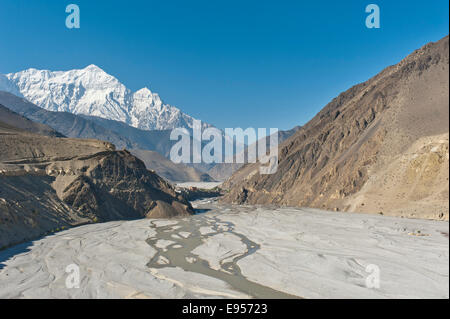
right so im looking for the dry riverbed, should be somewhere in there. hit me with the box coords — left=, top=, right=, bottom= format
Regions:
left=0, top=199, right=448, bottom=298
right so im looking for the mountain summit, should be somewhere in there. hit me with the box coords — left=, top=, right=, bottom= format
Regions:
left=1, top=65, right=203, bottom=131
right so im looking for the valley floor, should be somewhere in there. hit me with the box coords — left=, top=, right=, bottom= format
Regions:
left=0, top=199, right=448, bottom=298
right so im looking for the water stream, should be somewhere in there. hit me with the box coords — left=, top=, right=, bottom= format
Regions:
left=146, top=201, right=300, bottom=298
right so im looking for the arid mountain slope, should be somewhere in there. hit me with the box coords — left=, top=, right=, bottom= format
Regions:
left=222, top=36, right=449, bottom=220
left=0, top=120, right=193, bottom=248
left=0, top=91, right=136, bottom=149
left=0, top=104, right=63, bottom=138
left=80, top=114, right=176, bottom=156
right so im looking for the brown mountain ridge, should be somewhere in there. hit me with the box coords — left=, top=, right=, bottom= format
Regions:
left=222, top=36, right=449, bottom=220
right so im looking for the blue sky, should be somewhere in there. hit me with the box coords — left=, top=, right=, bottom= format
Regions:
left=0, top=0, right=448, bottom=131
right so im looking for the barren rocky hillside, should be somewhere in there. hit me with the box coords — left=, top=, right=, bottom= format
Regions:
left=222, top=36, right=449, bottom=220
left=0, top=116, right=193, bottom=248
left=0, top=104, right=63, bottom=138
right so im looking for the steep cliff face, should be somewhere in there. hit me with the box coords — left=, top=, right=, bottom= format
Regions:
left=222, top=36, right=449, bottom=220
left=0, top=118, right=193, bottom=248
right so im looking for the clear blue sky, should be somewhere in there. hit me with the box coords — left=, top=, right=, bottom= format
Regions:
left=0, top=0, right=448, bottom=131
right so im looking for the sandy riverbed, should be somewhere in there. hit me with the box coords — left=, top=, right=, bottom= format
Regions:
left=0, top=199, right=448, bottom=298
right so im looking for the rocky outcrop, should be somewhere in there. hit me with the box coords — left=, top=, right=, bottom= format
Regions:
left=221, top=36, right=449, bottom=220
left=57, top=150, right=193, bottom=220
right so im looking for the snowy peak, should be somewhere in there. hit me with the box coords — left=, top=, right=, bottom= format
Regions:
left=134, top=87, right=157, bottom=100
left=132, top=87, right=162, bottom=113
left=1, top=65, right=203, bottom=131
left=83, top=64, right=103, bottom=71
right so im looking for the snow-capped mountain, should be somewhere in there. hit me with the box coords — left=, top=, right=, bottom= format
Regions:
left=1, top=64, right=204, bottom=130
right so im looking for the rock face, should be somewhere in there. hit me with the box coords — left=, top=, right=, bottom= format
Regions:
left=55, top=150, right=194, bottom=220
left=0, top=115, right=193, bottom=248
left=222, top=36, right=449, bottom=220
